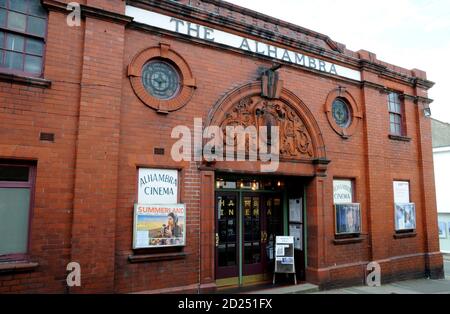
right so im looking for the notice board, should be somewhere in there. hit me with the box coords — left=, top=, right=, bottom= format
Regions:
left=274, top=236, right=295, bottom=274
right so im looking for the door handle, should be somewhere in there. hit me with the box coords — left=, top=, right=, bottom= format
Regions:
left=261, top=231, right=268, bottom=244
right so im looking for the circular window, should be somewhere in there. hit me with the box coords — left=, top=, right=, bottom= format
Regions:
left=128, top=44, right=196, bottom=113
left=324, top=88, right=362, bottom=139
left=332, top=98, right=351, bottom=128
left=142, top=61, right=181, bottom=100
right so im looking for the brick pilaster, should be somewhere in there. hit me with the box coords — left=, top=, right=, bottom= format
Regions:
left=70, top=6, right=126, bottom=292
left=413, top=71, right=444, bottom=278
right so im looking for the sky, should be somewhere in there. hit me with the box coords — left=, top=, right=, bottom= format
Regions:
left=227, top=0, right=450, bottom=123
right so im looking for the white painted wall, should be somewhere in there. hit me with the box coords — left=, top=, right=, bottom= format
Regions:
left=434, top=147, right=450, bottom=253
left=434, top=147, right=450, bottom=214
left=438, top=213, right=450, bottom=253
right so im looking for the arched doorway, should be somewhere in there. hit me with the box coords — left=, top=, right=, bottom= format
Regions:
left=203, top=81, right=328, bottom=287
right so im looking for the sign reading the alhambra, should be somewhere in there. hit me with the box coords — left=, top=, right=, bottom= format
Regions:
left=126, top=6, right=362, bottom=82
left=138, top=168, right=178, bottom=205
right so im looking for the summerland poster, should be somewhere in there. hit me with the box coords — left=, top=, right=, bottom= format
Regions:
left=133, top=204, right=186, bottom=249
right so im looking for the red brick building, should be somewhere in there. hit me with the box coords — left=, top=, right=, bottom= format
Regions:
left=0, top=0, right=444, bottom=293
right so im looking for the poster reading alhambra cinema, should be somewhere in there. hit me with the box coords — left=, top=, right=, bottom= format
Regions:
left=133, top=204, right=186, bottom=249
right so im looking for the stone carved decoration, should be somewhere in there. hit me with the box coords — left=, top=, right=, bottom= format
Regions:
left=261, top=66, right=283, bottom=99
left=220, top=95, right=314, bottom=160
left=279, top=105, right=314, bottom=158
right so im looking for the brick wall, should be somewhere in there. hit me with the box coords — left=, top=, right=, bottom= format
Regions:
left=0, top=0, right=443, bottom=293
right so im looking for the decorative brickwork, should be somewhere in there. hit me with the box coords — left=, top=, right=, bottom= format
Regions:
left=0, top=0, right=443, bottom=293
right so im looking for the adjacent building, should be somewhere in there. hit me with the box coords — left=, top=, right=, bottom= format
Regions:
left=432, top=119, right=450, bottom=253
left=0, top=0, right=444, bottom=293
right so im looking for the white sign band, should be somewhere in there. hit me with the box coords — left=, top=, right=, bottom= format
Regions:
left=126, top=5, right=362, bottom=82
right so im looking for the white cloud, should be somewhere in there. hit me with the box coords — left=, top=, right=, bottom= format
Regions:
left=226, top=0, right=450, bottom=122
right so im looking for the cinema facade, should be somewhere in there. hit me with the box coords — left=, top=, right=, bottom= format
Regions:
left=0, top=0, right=444, bottom=293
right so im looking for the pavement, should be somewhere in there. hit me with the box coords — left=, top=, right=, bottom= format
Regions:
left=246, top=278, right=450, bottom=295
left=314, top=254, right=450, bottom=294
left=247, top=283, right=319, bottom=294
left=239, top=255, right=450, bottom=294
left=313, top=278, right=450, bottom=294
left=247, top=255, right=450, bottom=294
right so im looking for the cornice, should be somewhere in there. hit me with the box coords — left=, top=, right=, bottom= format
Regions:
left=414, top=77, right=435, bottom=90
left=128, top=0, right=361, bottom=67
left=359, top=60, right=388, bottom=73
left=415, top=96, right=434, bottom=105
left=41, top=0, right=67, bottom=12
left=361, top=82, right=433, bottom=105
left=128, top=1, right=433, bottom=91
left=42, top=0, right=133, bottom=25
left=360, top=61, right=434, bottom=91
left=382, top=68, right=434, bottom=91
left=401, top=94, right=417, bottom=102
left=201, top=0, right=344, bottom=53
left=360, top=81, right=387, bottom=93
left=312, top=158, right=331, bottom=166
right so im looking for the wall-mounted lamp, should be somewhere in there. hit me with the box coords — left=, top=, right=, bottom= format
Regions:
left=423, top=106, right=432, bottom=118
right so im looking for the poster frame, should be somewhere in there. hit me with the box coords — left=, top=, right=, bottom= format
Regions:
left=438, top=221, right=447, bottom=239
left=394, top=203, right=416, bottom=232
left=133, top=203, right=186, bottom=249
left=334, top=203, right=362, bottom=236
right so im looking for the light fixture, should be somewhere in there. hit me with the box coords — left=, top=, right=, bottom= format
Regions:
left=423, top=107, right=432, bottom=118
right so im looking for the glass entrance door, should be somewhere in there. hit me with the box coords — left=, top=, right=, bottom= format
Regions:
left=242, top=194, right=265, bottom=276
left=215, top=191, right=284, bottom=283
left=215, top=192, right=239, bottom=279
left=265, top=196, right=284, bottom=273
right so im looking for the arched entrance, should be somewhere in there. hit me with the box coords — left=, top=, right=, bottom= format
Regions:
left=202, top=81, right=329, bottom=288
